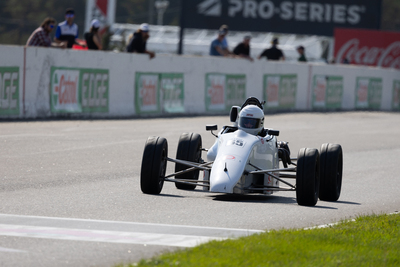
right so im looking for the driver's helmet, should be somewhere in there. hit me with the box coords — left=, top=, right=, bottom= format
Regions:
left=238, top=105, right=264, bottom=135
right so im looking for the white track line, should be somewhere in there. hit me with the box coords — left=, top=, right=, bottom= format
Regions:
left=0, top=224, right=224, bottom=248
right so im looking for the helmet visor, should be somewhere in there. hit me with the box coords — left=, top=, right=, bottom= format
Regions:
left=239, top=117, right=262, bottom=129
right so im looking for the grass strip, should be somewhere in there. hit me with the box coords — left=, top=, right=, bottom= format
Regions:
left=118, top=213, right=400, bottom=267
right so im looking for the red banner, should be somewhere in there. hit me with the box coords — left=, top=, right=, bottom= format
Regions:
left=334, top=28, right=400, bottom=69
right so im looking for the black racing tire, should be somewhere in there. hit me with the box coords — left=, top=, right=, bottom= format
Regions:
left=319, top=143, right=343, bottom=201
left=296, top=148, right=320, bottom=206
left=140, top=136, right=168, bottom=194
left=175, top=133, right=202, bottom=190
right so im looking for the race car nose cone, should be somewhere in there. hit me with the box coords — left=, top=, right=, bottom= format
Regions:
left=210, top=179, right=230, bottom=193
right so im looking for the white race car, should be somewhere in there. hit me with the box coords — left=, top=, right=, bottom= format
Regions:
left=140, top=97, right=343, bottom=206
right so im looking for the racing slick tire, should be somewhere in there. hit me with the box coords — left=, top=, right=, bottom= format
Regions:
left=140, top=136, right=168, bottom=194
left=319, top=143, right=343, bottom=201
left=296, top=148, right=320, bottom=206
left=175, top=133, right=202, bottom=190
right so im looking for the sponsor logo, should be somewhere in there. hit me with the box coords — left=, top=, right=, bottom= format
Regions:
left=198, top=0, right=221, bottom=16
left=224, top=155, right=236, bottom=160
left=0, top=68, right=19, bottom=115
left=246, top=113, right=253, bottom=117
left=51, top=69, right=80, bottom=113
left=198, top=0, right=366, bottom=24
left=336, top=39, right=400, bottom=69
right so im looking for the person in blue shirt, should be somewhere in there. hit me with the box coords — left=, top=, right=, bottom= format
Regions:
left=210, top=25, right=231, bottom=57
left=54, top=8, right=84, bottom=48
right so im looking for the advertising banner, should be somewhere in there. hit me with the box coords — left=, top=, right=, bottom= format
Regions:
left=334, top=28, right=400, bottom=69
left=50, top=67, right=109, bottom=113
left=393, top=80, right=400, bottom=111
left=355, top=77, right=382, bottom=109
left=205, top=73, right=246, bottom=111
left=183, top=0, right=381, bottom=36
left=135, top=73, right=160, bottom=114
left=312, top=75, right=343, bottom=109
left=160, top=73, right=185, bottom=113
left=263, top=74, right=297, bottom=109
left=135, top=72, right=185, bottom=114
left=0, top=67, right=19, bottom=116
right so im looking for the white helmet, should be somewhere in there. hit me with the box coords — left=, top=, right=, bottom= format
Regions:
left=238, top=105, right=264, bottom=135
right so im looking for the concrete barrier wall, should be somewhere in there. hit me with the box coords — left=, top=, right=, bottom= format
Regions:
left=0, top=44, right=399, bottom=119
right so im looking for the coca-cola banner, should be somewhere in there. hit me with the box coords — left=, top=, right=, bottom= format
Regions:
left=334, top=28, right=400, bottom=69
left=182, top=0, right=381, bottom=36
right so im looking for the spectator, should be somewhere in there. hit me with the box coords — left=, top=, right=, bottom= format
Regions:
left=84, top=19, right=102, bottom=50
left=26, top=17, right=66, bottom=48
left=233, top=35, right=253, bottom=61
left=258, top=37, right=285, bottom=61
left=297, top=45, right=307, bottom=62
left=54, top=8, right=84, bottom=48
left=126, top=23, right=155, bottom=59
left=210, top=26, right=231, bottom=56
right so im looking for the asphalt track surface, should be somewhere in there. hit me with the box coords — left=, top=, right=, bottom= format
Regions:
left=1, top=112, right=399, bottom=266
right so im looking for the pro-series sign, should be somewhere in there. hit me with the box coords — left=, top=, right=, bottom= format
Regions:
left=50, top=67, right=109, bottom=113
left=183, top=0, right=381, bottom=36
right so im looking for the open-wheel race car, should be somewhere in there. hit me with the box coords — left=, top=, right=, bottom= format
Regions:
left=140, top=97, right=343, bottom=206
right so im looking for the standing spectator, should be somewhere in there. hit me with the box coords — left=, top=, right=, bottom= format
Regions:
left=26, top=17, right=66, bottom=48
left=258, top=38, right=285, bottom=61
left=126, top=23, right=155, bottom=59
left=54, top=8, right=84, bottom=48
left=233, top=35, right=253, bottom=61
left=297, top=45, right=307, bottom=62
left=84, top=19, right=102, bottom=50
left=210, top=26, right=230, bottom=56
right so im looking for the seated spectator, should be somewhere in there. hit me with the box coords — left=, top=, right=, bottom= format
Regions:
left=233, top=35, right=253, bottom=61
left=297, top=45, right=307, bottom=62
left=258, top=38, right=285, bottom=61
left=126, top=23, right=155, bottom=59
left=84, top=19, right=102, bottom=50
left=26, top=17, right=66, bottom=48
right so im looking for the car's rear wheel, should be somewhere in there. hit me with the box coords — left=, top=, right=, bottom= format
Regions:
left=319, top=143, right=343, bottom=201
left=175, top=133, right=202, bottom=190
left=296, top=148, right=320, bottom=206
left=140, top=136, right=168, bottom=194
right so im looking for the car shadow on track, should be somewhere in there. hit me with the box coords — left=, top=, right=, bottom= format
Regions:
left=209, top=194, right=297, bottom=204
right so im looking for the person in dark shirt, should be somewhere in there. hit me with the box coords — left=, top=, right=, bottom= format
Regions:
left=84, top=19, right=102, bottom=50
left=258, top=38, right=285, bottom=61
left=233, top=35, right=253, bottom=61
left=126, top=23, right=155, bottom=59
left=297, top=45, right=307, bottom=62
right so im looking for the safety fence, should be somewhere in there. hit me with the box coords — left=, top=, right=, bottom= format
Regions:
left=0, top=45, right=399, bottom=119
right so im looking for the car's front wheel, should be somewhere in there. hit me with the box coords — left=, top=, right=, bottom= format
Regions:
left=319, top=143, right=343, bottom=201
left=296, top=148, right=320, bottom=206
left=140, top=136, right=168, bottom=194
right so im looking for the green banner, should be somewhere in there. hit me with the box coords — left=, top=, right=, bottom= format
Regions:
left=263, top=74, right=297, bottom=109
left=0, top=67, right=19, bottom=116
left=135, top=72, right=160, bottom=114
left=312, top=75, right=343, bottom=109
left=392, top=80, right=400, bottom=111
left=50, top=67, right=109, bottom=113
left=355, top=77, right=382, bottom=109
left=160, top=73, right=185, bottom=113
left=205, top=73, right=246, bottom=112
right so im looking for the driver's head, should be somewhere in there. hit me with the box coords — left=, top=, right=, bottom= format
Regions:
left=238, top=105, right=264, bottom=135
